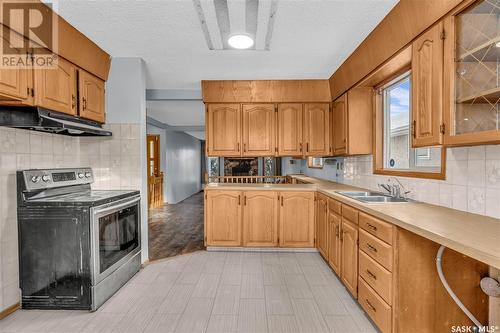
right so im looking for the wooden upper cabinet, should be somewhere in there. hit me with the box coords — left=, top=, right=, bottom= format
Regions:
left=279, top=191, right=315, bottom=248
left=412, top=22, right=444, bottom=147
left=79, top=70, right=105, bottom=123
left=242, top=191, right=278, bottom=247
left=242, top=104, right=276, bottom=156
left=304, top=103, right=330, bottom=156
left=443, top=1, right=500, bottom=146
left=278, top=103, right=303, bottom=156
left=205, top=190, right=242, bottom=246
left=316, top=194, right=328, bottom=258
left=332, top=95, right=347, bottom=155
left=34, top=57, right=77, bottom=116
left=328, top=211, right=341, bottom=276
left=341, top=218, right=358, bottom=298
left=207, top=104, right=242, bottom=156
left=0, top=28, right=30, bottom=102
left=332, top=88, right=373, bottom=156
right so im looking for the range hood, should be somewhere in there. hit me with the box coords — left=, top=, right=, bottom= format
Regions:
left=0, top=107, right=112, bottom=136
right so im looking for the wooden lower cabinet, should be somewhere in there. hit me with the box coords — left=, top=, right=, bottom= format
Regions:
left=327, top=210, right=341, bottom=275
left=242, top=191, right=278, bottom=247
left=359, top=278, right=392, bottom=333
left=205, top=190, right=242, bottom=246
left=315, top=194, right=328, bottom=258
left=341, top=218, right=358, bottom=298
left=279, top=191, right=315, bottom=247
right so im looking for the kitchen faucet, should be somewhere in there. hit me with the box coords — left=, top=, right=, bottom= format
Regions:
left=378, top=178, right=411, bottom=199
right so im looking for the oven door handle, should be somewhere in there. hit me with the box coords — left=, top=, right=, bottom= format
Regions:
left=93, top=196, right=141, bottom=216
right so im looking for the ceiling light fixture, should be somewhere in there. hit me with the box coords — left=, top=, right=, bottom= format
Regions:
left=496, top=41, right=500, bottom=48
left=228, top=34, right=254, bottom=49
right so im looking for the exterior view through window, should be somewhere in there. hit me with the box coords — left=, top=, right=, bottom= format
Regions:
left=382, top=72, right=441, bottom=172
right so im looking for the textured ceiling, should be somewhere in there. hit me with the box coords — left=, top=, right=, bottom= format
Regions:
left=55, top=0, right=398, bottom=90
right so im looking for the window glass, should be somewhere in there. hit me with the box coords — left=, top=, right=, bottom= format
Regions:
left=382, top=72, right=441, bottom=172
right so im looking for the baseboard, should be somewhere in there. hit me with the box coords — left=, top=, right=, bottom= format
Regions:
left=206, top=247, right=318, bottom=253
left=0, top=302, right=20, bottom=320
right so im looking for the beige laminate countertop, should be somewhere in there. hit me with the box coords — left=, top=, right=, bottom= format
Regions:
left=205, top=175, right=500, bottom=269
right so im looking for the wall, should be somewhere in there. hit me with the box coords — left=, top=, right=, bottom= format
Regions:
left=287, top=144, right=500, bottom=220
left=104, top=58, right=148, bottom=262
left=146, top=120, right=202, bottom=204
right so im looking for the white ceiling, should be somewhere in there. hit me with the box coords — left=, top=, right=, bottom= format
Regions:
left=55, top=0, right=398, bottom=90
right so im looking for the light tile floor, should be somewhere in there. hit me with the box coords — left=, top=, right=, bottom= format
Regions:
left=0, top=251, right=378, bottom=333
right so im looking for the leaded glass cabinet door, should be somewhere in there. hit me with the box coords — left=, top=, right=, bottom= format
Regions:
left=444, top=0, right=500, bottom=145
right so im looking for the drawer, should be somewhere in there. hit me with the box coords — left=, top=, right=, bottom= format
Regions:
left=358, top=278, right=392, bottom=333
left=341, top=204, right=358, bottom=224
left=359, top=229, right=393, bottom=271
left=359, top=212, right=393, bottom=245
left=359, top=250, right=392, bottom=305
left=328, top=198, right=341, bottom=215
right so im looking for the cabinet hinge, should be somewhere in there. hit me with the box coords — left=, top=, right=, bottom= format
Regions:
left=440, top=30, right=446, bottom=40
left=440, top=123, right=446, bottom=135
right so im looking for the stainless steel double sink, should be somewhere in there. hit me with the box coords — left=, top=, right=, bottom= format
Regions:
left=336, top=191, right=409, bottom=203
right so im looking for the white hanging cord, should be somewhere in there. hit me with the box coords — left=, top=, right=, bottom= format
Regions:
left=436, top=245, right=484, bottom=331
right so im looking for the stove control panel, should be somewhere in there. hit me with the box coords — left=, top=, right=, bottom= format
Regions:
left=21, top=168, right=94, bottom=192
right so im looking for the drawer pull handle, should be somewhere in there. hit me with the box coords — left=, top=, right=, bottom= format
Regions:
left=366, top=244, right=378, bottom=253
left=365, top=299, right=377, bottom=312
left=367, top=223, right=377, bottom=231
left=366, top=269, right=377, bottom=280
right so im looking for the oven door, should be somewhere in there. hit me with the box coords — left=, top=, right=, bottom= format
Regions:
left=90, top=195, right=141, bottom=285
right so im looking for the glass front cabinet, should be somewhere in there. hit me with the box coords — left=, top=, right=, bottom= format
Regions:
left=443, top=0, right=500, bottom=145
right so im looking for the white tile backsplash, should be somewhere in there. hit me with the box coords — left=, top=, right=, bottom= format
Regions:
left=297, top=145, right=500, bottom=219
left=0, top=124, right=142, bottom=313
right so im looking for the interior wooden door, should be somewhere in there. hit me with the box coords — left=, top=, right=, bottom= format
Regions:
left=147, top=135, right=164, bottom=208
left=279, top=191, right=315, bottom=247
left=79, top=70, right=105, bottom=123
left=34, top=57, right=76, bottom=115
left=207, top=104, right=241, bottom=156
left=242, top=104, right=276, bottom=156
left=316, top=194, right=328, bottom=259
left=304, top=103, right=330, bottom=156
left=341, top=218, right=358, bottom=298
left=278, top=103, right=303, bottom=156
left=328, top=211, right=341, bottom=276
left=411, top=22, right=444, bottom=147
left=0, top=28, right=30, bottom=102
left=332, top=95, right=347, bottom=155
left=242, top=191, right=278, bottom=246
left=206, top=190, right=242, bottom=246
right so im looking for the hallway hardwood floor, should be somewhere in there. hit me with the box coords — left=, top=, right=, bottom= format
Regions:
left=148, top=191, right=205, bottom=261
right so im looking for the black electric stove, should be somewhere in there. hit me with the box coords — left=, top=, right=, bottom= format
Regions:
left=17, top=168, right=142, bottom=311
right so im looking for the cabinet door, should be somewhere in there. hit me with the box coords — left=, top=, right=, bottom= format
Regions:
left=205, top=191, right=242, bottom=246
left=341, top=219, right=358, bottom=298
left=279, top=191, right=315, bottom=247
left=316, top=194, right=328, bottom=258
left=34, top=57, right=76, bottom=115
left=207, top=104, right=241, bottom=156
left=243, top=191, right=278, bottom=246
left=304, top=103, right=330, bottom=156
left=332, top=95, right=347, bottom=155
left=0, top=28, right=30, bottom=102
left=278, top=103, right=303, bottom=156
left=411, top=22, right=444, bottom=147
left=79, top=70, right=105, bottom=123
left=328, top=212, right=341, bottom=276
left=242, top=104, right=276, bottom=156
